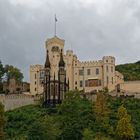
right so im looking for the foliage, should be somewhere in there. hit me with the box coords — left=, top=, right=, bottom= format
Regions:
left=0, top=61, right=24, bottom=93
left=5, top=105, right=48, bottom=139
left=28, top=116, right=61, bottom=140
left=82, top=128, right=94, bottom=140
left=4, top=91, right=140, bottom=140
left=0, top=102, right=5, bottom=140
left=58, top=90, right=94, bottom=140
left=116, top=105, right=134, bottom=140
left=93, top=92, right=114, bottom=137
left=116, top=62, right=140, bottom=81
left=0, top=61, right=5, bottom=92
left=4, top=65, right=23, bottom=83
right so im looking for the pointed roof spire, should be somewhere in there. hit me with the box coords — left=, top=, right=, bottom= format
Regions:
left=45, top=50, right=50, bottom=68
left=59, top=49, right=65, bottom=67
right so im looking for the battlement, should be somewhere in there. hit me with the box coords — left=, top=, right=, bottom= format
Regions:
left=30, top=65, right=44, bottom=71
left=102, top=56, right=115, bottom=64
left=77, top=60, right=103, bottom=67
left=46, top=36, right=65, bottom=47
left=103, top=56, right=115, bottom=59
left=66, top=50, right=73, bottom=55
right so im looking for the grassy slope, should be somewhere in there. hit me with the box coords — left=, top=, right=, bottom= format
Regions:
left=4, top=97, right=140, bottom=140
left=116, top=61, right=140, bottom=81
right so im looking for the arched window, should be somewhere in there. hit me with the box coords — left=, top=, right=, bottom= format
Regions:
left=106, top=66, right=109, bottom=72
left=96, top=68, right=99, bottom=75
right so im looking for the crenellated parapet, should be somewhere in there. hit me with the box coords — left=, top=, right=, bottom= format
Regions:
left=46, top=36, right=65, bottom=47
left=66, top=50, right=73, bottom=55
left=102, top=56, right=115, bottom=64
left=30, top=65, right=44, bottom=72
left=75, top=60, right=103, bottom=67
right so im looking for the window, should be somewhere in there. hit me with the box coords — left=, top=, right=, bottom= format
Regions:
left=111, top=66, right=113, bottom=72
left=35, top=88, right=36, bottom=91
left=106, top=66, right=109, bottom=72
left=80, top=81, right=83, bottom=87
left=88, top=79, right=101, bottom=87
left=40, top=70, right=44, bottom=79
left=106, top=60, right=108, bottom=63
left=51, top=46, right=60, bottom=52
left=107, top=76, right=109, bottom=84
left=35, top=73, right=36, bottom=79
left=112, top=77, right=113, bottom=84
left=35, top=81, right=36, bottom=85
left=96, top=68, right=99, bottom=75
left=87, top=69, right=91, bottom=75
left=79, top=69, right=83, bottom=75
left=85, top=80, right=88, bottom=87
left=75, top=81, right=77, bottom=85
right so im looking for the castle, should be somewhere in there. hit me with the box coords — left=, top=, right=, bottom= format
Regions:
left=30, top=36, right=124, bottom=95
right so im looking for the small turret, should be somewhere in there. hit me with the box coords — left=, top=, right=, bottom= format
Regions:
left=59, top=49, right=65, bottom=67
left=45, top=50, right=50, bottom=68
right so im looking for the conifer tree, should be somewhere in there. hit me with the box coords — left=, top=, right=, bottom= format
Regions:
left=0, top=103, right=5, bottom=140
left=94, top=92, right=109, bottom=123
left=94, top=92, right=113, bottom=136
left=116, top=105, right=134, bottom=140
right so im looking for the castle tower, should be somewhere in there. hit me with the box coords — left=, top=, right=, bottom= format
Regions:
left=45, top=36, right=65, bottom=79
left=102, top=56, right=115, bottom=91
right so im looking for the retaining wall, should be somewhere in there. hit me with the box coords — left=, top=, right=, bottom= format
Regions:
left=0, top=94, right=37, bottom=111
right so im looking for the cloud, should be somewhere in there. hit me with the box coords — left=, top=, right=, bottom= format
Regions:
left=0, top=0, right=140, bottom=81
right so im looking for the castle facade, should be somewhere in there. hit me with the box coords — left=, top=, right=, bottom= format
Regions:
left=30, top=36, right=124, bottom=95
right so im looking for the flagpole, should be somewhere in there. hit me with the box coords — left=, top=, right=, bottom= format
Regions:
left=54, top=14, right=56, bottom=36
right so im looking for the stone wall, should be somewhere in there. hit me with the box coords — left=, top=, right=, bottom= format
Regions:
left=120, top=81, right=140, bottom=93
left=0, top=94, right=38, bottom=111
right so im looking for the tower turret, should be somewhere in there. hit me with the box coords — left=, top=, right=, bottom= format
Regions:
left=45, top=50, right=50, bottom=68
left=59, top=49, right=65, bottom=67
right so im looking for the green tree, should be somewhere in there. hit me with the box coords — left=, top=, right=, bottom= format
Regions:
left=4, top=65, right=23, bottom=83
left=58, top=90, right=93, bottom=140
left=94, top=92, right=113, bottom=136
left=0, top=61, right=5, bottom=92
left=0, top=103, right=5, bottom=140
left=0, top=61, right=5, bottom=82
left=116, top=105, right=134, bottom=140
left=94, top=135, right=111, bottom=140
left=82, top=128, right=94, bottom=140
left=28, top=116, right=61, bottom=140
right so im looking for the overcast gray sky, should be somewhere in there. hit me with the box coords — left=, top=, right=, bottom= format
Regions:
left=0, top=0, right=140, bottom=82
